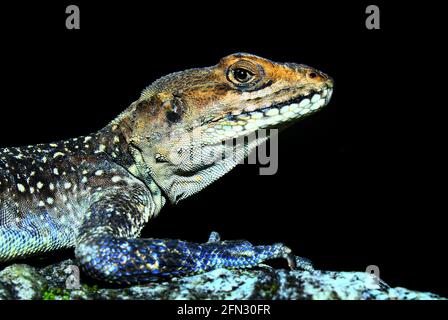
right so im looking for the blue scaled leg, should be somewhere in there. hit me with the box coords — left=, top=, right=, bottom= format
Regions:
left=75, top=179, right=296, bottom=285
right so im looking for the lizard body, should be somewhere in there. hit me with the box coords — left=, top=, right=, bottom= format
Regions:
left=0, top=53, right=333, bottom=284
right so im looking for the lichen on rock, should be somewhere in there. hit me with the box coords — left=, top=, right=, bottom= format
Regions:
left=0, top=258, right=445, bottom=300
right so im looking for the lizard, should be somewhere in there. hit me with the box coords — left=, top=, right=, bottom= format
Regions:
left=0, top=53, right=333, bottom=285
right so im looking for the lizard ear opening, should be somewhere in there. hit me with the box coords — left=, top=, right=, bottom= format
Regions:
left=162, top=98, right=185, bottom=124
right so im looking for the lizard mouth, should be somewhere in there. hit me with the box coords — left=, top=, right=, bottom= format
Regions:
left=203, top=86, right=333, bottom=140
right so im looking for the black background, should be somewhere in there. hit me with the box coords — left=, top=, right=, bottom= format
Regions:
left=0, top=1, right=446, bottom=297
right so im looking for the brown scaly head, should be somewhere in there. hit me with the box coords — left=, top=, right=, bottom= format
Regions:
left=115, top=53, right=334, bottom=203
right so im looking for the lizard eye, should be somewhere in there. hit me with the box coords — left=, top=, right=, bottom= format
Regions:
left=232, top=68, right=253, bottom=83
left=227, top=60, right=261, bottom=87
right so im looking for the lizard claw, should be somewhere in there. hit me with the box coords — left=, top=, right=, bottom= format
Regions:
left=283, top=246, right=296, bottom=270
left=282, top=246, right=314, bottom=271
left=207, top=231, right=221, bottom=243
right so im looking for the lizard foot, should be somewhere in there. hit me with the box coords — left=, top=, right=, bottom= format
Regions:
left=202, top=233, right=298, bottom=270
left=294, top=256, right=315, bottom=271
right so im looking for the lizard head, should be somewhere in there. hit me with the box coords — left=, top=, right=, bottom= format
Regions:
left=118, top=53, right=333, bottom=203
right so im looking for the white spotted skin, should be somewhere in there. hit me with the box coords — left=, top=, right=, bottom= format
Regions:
left=0, top=125, right=164, bottom=262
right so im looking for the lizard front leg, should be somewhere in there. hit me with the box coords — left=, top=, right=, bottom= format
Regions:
left=75, top=178, right=296, bottom=285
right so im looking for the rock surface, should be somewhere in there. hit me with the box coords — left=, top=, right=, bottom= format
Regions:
left=0, top=258, right=445, bottom=300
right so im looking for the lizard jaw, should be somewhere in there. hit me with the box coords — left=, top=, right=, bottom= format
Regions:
left=202, top=86, right=333, bottom=141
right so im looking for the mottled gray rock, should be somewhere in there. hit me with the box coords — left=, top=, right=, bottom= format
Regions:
left=0, top=258, right=445, bottom=300
left=0, top=264, right=47, bottom=299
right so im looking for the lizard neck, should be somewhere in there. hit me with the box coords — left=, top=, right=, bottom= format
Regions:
left=93, top=118, right=167, bottom=213
left=107, top=101, right=260, bottom=204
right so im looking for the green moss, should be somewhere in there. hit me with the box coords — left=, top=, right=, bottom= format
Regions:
left=40, top=283, right=99, bottom=300
left=82, top=283, right=99, bottom=294
left=42, top=291, right=56, bottom=300
left=42, top=288, right=71, bottom=300
left=263, top=282, right=280, bottom=297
